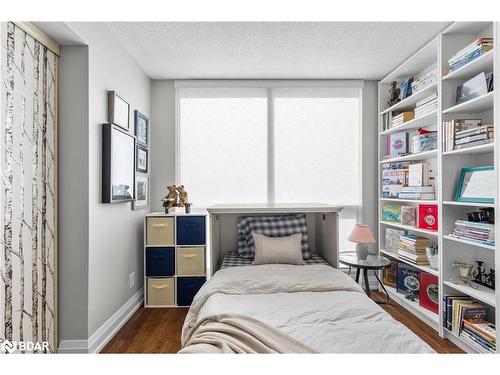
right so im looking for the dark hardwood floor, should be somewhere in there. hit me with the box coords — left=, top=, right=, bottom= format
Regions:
left=100, top=292, right=463, bottom=354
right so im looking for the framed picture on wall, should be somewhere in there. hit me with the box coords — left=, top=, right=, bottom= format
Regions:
left=134, top=110, right=149, bottom=147
left=102, top=123, right=136, bottom=203
left=133, top=174, right=149, bottom=210
left=108, top=91, right=130, bottom=131
left=136, top=145, right=148, bottom=173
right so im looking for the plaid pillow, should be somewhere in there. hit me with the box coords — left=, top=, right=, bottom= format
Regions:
left=237, top=214, right=310, bottom=259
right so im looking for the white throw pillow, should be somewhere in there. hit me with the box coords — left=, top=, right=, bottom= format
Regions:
left=252, top=232, right=305, bottom=265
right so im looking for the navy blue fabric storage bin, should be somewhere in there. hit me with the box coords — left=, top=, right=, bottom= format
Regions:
left=145, top=247, right=175, bottom=277
left=177, top=216, right=206, bottom=245
left=177, top=277, right=206, bottom=306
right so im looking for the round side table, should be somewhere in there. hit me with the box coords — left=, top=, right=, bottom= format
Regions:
left=339, top=251, right=392, bottom=304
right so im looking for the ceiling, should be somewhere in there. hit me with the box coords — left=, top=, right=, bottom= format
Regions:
left=104, top=22, right=450, bottom=80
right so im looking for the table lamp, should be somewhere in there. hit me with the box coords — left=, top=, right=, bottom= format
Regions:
left=348, top=224, right=375, bottom=260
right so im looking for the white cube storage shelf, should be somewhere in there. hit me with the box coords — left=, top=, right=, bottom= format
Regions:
left=144, top=212, right=207, bottom=307
left=378, top=21, right=499, bottom=353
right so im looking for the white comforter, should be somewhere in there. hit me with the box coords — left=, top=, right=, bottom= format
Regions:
left=181, top=264, right=434, bottom=353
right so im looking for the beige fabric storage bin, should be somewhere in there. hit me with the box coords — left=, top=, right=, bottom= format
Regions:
left=177, top=247, right=205, bottom=276
left=147, top=278, right=175, bottom=306
left=146, top=217, right=175, bottom=246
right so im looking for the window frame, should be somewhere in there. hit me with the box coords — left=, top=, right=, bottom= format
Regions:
left=175, top=80, right=364, bottom=211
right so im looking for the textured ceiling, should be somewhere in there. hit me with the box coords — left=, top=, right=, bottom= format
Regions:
left=105, top=22, right=450, bottom=80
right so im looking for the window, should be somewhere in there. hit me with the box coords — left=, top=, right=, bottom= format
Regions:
left=177, top=82, right=362, bottom=250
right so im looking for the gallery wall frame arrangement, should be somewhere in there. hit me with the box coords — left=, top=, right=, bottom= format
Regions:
left=134, top=110, right=149, bottom=147
left=136, top=144, right=149, bottom=174
left=133, top=174, right=150, bottom=210
left=102, top=123, right=136, bottom=203
left=1, top=22, right=59, bottom=353
left=108, top=90, right=130, bottom=131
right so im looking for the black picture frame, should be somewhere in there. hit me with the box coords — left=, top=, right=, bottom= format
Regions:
left=134, top=110, right=149, bottom=147
left=108, top=91, right=130, bottom=131
left=136, top=145, right=148, bottom=173
left=102, top=123, right=136, bottom=203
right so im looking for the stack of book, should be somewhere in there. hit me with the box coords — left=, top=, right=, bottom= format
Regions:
left=462, top=319, right=496, bottom=353
left=442, top=119, right=489, bottom=152
left=443, top=295, right=496, bottom=353
left=448, top=37, right=494, bottom=72
left=390, top=111, right=414, bottom=128
left=385, top=228, right=406, bottom=254
left=454, top=125, right=494, bottom=150
left=382, top=162, right=409, bottom=198
left=414, top=93, right=438, bottom=118
left=398, top=186, right=435, bottom=200
left=397, top=234, right=431, bottom=265
left=411, top=64, right=437, bottom=93
left=449, top=220, right=495, bottom=246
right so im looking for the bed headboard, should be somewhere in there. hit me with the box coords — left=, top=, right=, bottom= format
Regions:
left=207, top=203, right=343, bottom=276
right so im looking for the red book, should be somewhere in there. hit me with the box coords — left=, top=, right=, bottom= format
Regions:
left=419, top=272, right=439, bottom=314
left=418, top=204, right=438, bottom=231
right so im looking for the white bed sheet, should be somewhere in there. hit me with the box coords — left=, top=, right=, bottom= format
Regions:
left=184, top=264, right=434, bottom=353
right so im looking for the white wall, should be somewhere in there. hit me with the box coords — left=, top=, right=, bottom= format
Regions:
left=58, top=45, right=90, bottom=341
left=66, top=22, right=152, bottom=337
left=362, top=81, right=379, bottom=249
left=150, top=80, right=176, bottom=212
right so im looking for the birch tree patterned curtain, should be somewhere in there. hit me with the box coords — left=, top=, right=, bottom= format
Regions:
left=1, top=22, right=58, bottom=353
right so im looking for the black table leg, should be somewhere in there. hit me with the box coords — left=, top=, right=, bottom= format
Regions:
left=372, top=269, right=390, bottom=304
left=355, top=268, right=360, bottom=283
left=363, top=268, right=371, bottom=298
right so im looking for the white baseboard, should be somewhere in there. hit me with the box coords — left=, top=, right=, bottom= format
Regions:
left=58, top=288, right=144, bottom=354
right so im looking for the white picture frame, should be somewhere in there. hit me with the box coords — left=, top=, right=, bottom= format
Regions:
left=133, top=174, right=149, bottom=210
left=108, top=90, right=130, bottom=131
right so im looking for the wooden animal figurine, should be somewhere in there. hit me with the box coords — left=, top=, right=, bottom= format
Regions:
left=162, top=185, right=178, bottom=212
left=387, top=81, right=401, bottom=107
left=177, top=185, right=189, bottom=207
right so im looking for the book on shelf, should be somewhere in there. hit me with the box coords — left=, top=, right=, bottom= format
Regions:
left=382, top=203, right=401, bottom=223
left=401, top=206, right=417, bottom=226
left=408, top=163, right=429, bottom=187
left=399, top=77, right=413, bottom=100
left=448, top=37, right=493, bottom=72
left=442, top=119, right=492, bottom=152
left=411, top=132, right=437, bottom=154
left=411, top=63, right=437, bottom=93
left=449, top=220, right=495, bottom=246
left=391, top=111, right=415, bottom=127
left=382, top=184, right=403, bottom=198
left=418, top=204, right=438, bottom=231
left=385, top=227, right=406, bottom=254
left=414, top=97, right=438, bottom=118
left=456, top=72, right=493, bottom=105
left=443, top=294, right=496, bottom=352
left=416, top=92, right=437, bottom=108
left=398, top=233, right=432, bottom=266
left=397, top=263, right=420, bottom=300
left=398, top=186, right=435, bottom=200
left=419, top=272, right=439, bottom=314
left=387, top=132, right=409, bottom=156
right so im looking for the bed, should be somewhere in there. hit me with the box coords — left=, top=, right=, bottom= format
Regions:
left=179, top=205, right=434, bottom=354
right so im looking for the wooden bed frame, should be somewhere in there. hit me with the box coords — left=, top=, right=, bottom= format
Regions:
left=207, top=203, right=343, bottom=276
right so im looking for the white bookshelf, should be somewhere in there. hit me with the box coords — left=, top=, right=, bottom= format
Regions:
left=377, top=22, right=499, bottom=354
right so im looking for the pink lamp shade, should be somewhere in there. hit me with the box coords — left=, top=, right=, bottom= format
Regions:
left=348, top=224, right=375, bottom=244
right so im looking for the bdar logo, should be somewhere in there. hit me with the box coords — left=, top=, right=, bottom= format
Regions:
left=1, top=339, right=16, bottom=354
